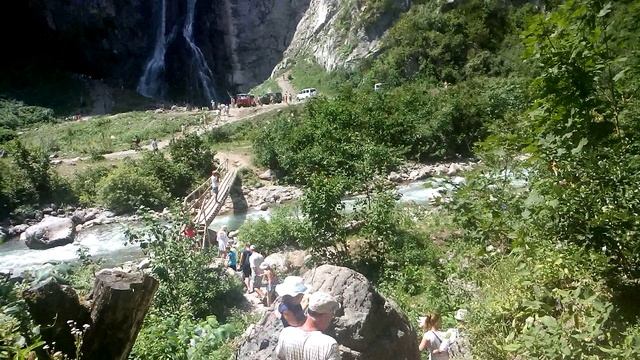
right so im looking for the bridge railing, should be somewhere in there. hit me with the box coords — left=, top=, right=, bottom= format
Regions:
left=183, top=159, right=229, bottom=213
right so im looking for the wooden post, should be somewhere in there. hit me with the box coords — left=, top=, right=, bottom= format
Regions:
left=81, top=269, right=158, bottom=360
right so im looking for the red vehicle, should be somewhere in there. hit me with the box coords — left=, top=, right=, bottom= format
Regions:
left=235, top=93, right=256, bottom=108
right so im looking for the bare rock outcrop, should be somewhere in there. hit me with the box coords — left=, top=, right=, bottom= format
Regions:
left=236, top=265, right=419, bottom=360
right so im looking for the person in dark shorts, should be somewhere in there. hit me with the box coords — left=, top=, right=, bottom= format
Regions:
left=239, top=244, right=253, bottom=293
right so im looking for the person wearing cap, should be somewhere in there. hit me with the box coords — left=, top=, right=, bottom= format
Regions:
left=276, top=276, right=308, bottom=327
left=275, top=291, right=340, bottom=360
left=447, top=309, right=471, bottom=359
left=249, top=246, right=265, bottom=298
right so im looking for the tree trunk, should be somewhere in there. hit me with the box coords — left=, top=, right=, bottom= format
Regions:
left=81, top=269, right=158, bottom=360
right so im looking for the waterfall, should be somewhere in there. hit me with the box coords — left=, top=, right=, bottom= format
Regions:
left=183, top=0, right=218, bottom=101
left=137, top=0, right=167, bottom=98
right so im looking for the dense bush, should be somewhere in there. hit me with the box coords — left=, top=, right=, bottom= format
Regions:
left=253, top=76, right=527, bottom=186
left=239, top=206, right=314, bottom=254
left=97, top=165, right=171, bottom=214
left=0, top=279, right=43, bottom=359
left=0, top=99, right=54, bottom=131
left=73, top=166, right=111, bottom=206
left=169, top=134, right=215, bottom=179
left=0, top=141, right=75, bottom=218
left=137, top=152, right=194, bottom=197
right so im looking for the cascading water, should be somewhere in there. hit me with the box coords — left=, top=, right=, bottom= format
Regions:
left=137, top=0, right=167, bottom=98
left=183, top=0, right=218, bottom=102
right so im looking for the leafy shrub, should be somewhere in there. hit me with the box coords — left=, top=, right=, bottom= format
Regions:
left=131, top=310, right=254, bottom=360
left=169, top=134, right=215, bottom=179
left=0, top=279, right=43, bottom=359
left=73, top=166, right=111, bottom=205
left=0, top=99, right=54, bottom=130
left=97, top=165, right=171, bottom=214
left=138, top=152, right=194, bottom=197
left=127, top=213, right=244, bottom=319
left=239, top=206, right=314, bottom=254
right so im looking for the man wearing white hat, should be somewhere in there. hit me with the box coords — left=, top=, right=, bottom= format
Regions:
left=275, top=291, right=340, bottom=360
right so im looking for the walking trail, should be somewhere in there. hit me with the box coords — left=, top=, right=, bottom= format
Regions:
left=276, top=71, right=297, bottom=97
left=58, top=103, right=287, bottom=164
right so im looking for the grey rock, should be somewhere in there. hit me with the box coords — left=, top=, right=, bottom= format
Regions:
left=259, top=203, right=269, bottom=211
left=10, top=224, right=30, bottom=236
left=258, top=169, right=273, bottom=180
left=71, top=209, right=87, bottom=224
left=22, top=217, right=76, bottom=250
left=42, top=207, right=54, bottom=214
left=0, top=227, right=7, bottom=243
left=388, top=171, right=402, bottom=182
left=236, top=265, right=419, bottom=360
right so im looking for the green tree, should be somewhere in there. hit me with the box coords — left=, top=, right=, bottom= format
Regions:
left=97, top=166, right=171, bottom=214
left=169, top=134, right=215, bottom=179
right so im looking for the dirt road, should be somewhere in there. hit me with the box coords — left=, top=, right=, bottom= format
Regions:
left=57, top=102, right=287, bottom=164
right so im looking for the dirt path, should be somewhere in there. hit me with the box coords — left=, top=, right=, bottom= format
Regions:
left=57, top=103, right=287, bottom=164
left=276, top=71, right=297, bottom=97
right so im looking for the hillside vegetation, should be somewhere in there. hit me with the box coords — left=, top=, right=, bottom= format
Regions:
left=245, top=0, right=640, bottom=358
left=2, top=0, right=640, bottom=359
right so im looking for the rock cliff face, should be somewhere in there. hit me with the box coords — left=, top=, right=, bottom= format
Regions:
left=220, top=0, right=311, bottom=91
left=275, top=0, right=411, bottom=72
left=0, top=0, right=406, bottom=104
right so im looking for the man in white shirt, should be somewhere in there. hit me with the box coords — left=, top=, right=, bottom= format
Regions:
left=275, top=291, right=341, bottom=360
left=249, top=245, right=265, bottom=298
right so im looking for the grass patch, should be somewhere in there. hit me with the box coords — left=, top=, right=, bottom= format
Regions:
left=250, top=77, right=281, bottom=96
left=288, top=58, right=352, bottom=97
left=19, top=110, right=204, bottom=157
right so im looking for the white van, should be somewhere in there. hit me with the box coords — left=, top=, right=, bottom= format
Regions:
left=296, top=88, right=317, bottom=101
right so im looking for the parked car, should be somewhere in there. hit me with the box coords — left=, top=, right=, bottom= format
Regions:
left=296, top=88, right=317, bottom=101
left=259, top=94, right=272, bottom=105
left=235, top=94, right=256, bottom=107
left=269, top=92, right=283, bottom=104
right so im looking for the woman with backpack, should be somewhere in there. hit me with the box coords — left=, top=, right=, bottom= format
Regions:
left=418, top=312, right=449, bottom=360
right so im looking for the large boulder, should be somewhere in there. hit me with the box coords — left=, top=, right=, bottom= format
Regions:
left=236, top=265, right=419, bottom=360
left=21, top=216, right=76, bottom=249
left=263, top=250, right=309, bottom=275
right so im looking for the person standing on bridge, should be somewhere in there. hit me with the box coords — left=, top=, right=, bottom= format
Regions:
left=211, top=171, right=220, bottom=201
left=217, top=225, right=229, bottom=258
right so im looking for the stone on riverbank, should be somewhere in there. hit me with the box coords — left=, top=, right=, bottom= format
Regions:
left=236, top=265, right=419, bottom=360
left=21, top=216, right=76, bottom=250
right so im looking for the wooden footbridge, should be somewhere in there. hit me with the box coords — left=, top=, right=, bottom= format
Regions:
left=183, top=159, right=238, bottom=248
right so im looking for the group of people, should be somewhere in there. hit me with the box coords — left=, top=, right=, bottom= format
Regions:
left=283, top=92, right=294, bottom=104
left=213, top=223, right=470, bottom=360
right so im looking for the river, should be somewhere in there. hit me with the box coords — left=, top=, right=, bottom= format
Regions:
left=0, top=177, right=462, bottom=274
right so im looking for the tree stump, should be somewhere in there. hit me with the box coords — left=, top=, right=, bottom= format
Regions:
left=81, top=269, right=158, bottom=360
